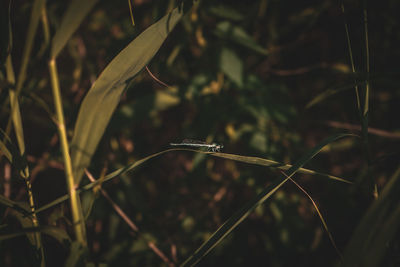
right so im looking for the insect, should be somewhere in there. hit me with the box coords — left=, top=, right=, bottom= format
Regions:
left=170, top=139, right=223, bottom=152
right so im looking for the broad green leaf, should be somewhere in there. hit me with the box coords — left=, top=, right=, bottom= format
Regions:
left=209, top=5, right=245, bottom=21
left=70, top=8, right=183, bottom=185
left=51, top=0, right=98, bottom=59
left=215, top=21, right=268, bottom=55
left=341, top=166, right=400, bottom=267
left=181, top=133, right=355, bottom=266
left=220, top=47, right=243, bottom=87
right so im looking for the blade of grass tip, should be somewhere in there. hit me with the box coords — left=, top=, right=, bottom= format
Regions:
left=0, top=226, right=70, bottom=244
left=280, top=170, right=344, bottom=262
left=340, top=1, right=361, bottom=111
left=128, top=0, right=135, bottom=26
left=84, top=169, right=174, bottom=266
left=181, top=133, right=354, bottom=266
left=211, top=152, right=353, bottom=184
left=37, top=6, right=50, bottom=57
left=0, top=138, right=12, bottom=163
left=5, top=0, right=46, bottom=146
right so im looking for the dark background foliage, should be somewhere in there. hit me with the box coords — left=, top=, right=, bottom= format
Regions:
left=1, top=0, right=400, bottom=266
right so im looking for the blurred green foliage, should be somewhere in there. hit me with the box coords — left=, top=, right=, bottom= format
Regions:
left=1, top=0, right=400, bottom=266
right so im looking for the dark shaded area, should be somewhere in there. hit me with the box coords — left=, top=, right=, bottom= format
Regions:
left=1, top=0, right=400, bottom=266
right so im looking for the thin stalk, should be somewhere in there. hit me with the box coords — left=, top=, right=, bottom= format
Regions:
left=362, top=0, right=375, bottom=197
left=340, top=2, right=361, bottom=111
left=128, top=0, right=135, bottom=26
left=48, top=59, right=87, bottom=246
left=341, top=1, right=374, bottom=197
left=6, top=55, right=45, bottom=266
left=280, top=171, right=343, bottom=262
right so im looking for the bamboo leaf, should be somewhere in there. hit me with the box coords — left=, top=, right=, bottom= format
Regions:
left=51, top=0, right=98, bottom=59
left=70, top=7, right=183, bottom=185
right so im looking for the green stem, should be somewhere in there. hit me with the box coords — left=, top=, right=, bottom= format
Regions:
left=48, top=59, right=87, bottom=246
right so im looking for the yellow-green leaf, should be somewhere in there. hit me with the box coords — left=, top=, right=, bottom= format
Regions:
left=70, top=7, right=183, bottom=185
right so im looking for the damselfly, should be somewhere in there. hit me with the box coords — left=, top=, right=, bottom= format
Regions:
left=170, top=139, right=223, bottom=152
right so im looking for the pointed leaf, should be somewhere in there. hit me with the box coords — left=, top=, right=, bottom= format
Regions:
left=220, top=47, right=243, bottom=87
left=70, top=8, right=183, bottom=184
left=51, top=0, right=98, bottom=59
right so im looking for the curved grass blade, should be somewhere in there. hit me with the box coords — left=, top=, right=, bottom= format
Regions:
left=281, top=171, right=343, bottom=261
left=341, top=166, right=400, bottom=267
left=0, top=128, right=29, bottom=174
left=0, top=196, right=30, bottom=216
left=36, top=149, right=179, bottom=213
left=306, top=83, right=361, bottom=109
left=181, top=133, right=355, bottom=266
left=212, top=152, right=352, bottom=184
left=70, top=7, right=183, bottom=185
left=50, top=0, right=98, bottom=59
left=0, top=226, right=70, bottom=244
left=0, top=137, right=12, bottom=163
left=37, top=133, right=354, bottom=215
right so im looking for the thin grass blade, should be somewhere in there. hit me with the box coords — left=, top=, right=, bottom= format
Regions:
left=0, top=226, right=70, bottom=244
left=181, top=133, right=354, bottom=266
left=212, top=152, right=352, bottom=184
left=37, top=134, right=354, bottom=214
